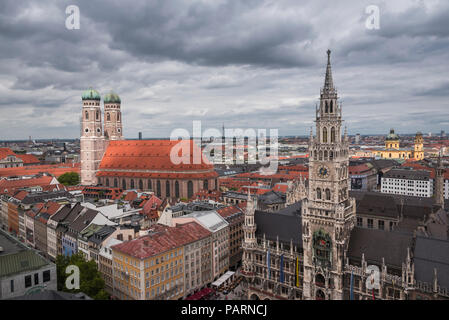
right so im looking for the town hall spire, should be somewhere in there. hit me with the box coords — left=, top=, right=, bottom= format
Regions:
left=323, top=49, right=335, bottom=94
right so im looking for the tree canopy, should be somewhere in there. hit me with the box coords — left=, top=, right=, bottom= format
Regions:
left=57, top=171, right=80, bottom=186
left=56, top=253, right=109, bottom=300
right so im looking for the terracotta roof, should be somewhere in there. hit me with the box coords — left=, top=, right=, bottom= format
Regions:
left=112, top=222, right=211, bottom=259
left=124, top=191, right=138, bottom=202
left=0, top=148, right=16, bottom=160
left=15, top=154, right=40, bottom=164
left=0, top=175, right=55, bottom=193
left=272, top=183, right=288, bottom=193
left=13, top=190, right=29, bottom=201
left=97, top=140, right=217, bottom=179
left=142, top=195, right=163, bottom=214
left=217, top=205, right=242, bottom=218
left=349, top=163, right=375, bottom=175
left=0, top=163, right=80, bottom=178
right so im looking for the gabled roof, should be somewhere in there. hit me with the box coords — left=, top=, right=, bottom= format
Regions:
left=348, top=227, right=413, bottom=268
left=0, top=163, right=80, bottom=178
left=97, top=140, right=217, bottom=179
left=414, top=236, right=449, bottom=289
left=112, top=222, right=211, bottom=259
left=15, top=154, right=40, bottom=164
left=254, top=207, right=302, bottom=247
left=68, top=209, right=99, bottom=234
left=0, top=148, right=17, bottom=160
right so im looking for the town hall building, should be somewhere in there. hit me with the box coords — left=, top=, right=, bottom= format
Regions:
left=241, top=50, right=449, bottom=300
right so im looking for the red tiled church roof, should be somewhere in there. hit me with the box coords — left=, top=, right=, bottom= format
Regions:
left=97, top=140, right=217, bottom=179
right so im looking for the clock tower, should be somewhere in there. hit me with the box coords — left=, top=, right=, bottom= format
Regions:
left=301, top=50, right=356, bottom=300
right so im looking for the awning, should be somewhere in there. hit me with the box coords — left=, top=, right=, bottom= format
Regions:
left=211, top=271, right=235, bottom=288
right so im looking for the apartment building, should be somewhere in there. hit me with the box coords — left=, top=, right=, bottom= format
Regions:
left=381, top=169, right=433, bottom=197
left=111, top=222, right=211, bottom=300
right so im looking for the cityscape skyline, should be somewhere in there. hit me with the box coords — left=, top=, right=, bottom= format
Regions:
left=0, top=0, right=448, bottom=139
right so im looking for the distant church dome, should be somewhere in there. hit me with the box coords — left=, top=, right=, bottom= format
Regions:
left=386, top=128, right=399, bottom=141
left=82, top=88, right=101, bottom=101
left=104, top=92, right=121, bottom=104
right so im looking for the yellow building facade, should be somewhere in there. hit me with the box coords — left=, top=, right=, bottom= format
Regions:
left=112, top=247, right=184, bottom=300
left=376, top=129, right=424, bottom=160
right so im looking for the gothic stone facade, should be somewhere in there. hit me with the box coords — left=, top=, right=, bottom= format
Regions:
left=241, top=51, right=449, bottom=300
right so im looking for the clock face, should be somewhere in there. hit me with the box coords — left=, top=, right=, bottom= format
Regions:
left=317, top=166, right=329, bottom=178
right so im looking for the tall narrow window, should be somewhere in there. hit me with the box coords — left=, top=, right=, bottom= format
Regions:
left=85, top=111, right=89, bottom=120
left=317, top=188, right=322, bottom=199
left=114, top=178, right=118, bottom=188
left=325, top=189, right=331, bottom=200
left=204, top=180, right=208, bottom=190
left=325, top=101, right=328, bottom=113
left=323, top=127, right=328, bottom=143
left=324, top=150, right=328, bottom=160
left=139, top=179, right=143, bottom=190
left=107, top=113, right=111, bottom=121
left=105, top=178, right=110, bottom=187
left=122, top=179, right=126, bottom=190
left=175, top=181, right=180, bottom=198
left=329, top=100, right=333, bottom=113
left=331, top=127, right=336, bottom=143
left=166, top=180, right=170, bottom=197
left=157, top=180, right=161, bottom=197
left=148, top=180, right=152, bottom=190
left=96, top=110, right=99, bottom=120
left=130, top=179, right=135, bottom=189
left=187, top=181, right=193, bottom=199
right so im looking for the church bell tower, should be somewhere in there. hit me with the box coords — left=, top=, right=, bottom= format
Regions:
left=301, top=50, right=356, bottom=300
left=80, top=88, right=105, bottom=186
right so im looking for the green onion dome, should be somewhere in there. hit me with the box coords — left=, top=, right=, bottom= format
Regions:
left=82, top=88, right=101, bottom=101
left=386, top=128, right=399, bottom=141
left=104, top=91, right=121, bottom=104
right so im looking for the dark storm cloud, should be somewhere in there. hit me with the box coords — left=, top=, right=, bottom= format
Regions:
left=0, top=0, right=448, bottom=139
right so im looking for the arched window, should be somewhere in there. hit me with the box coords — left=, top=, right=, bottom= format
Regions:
left=323, top=127, right=328, bottom=143
left=325, top=101, right=328, bottom=113
left=105, top=178, right=110, bottom=187
left=324, top=150, right=328, bottom=160
left=166, top=180, right=170, bottom=197
left=314, top=150, right=317, bottom=161
left=331, top=127, right=336, bottom=143
left=96, top=110, right=99, bottom=120
left=317, top=188, right=322, bottom=199
left=187, top=181, right=193, bottom=199
left=122, top=179, right=126, bottom=189
left=85, top=111, right=89, bottom=120
left=204, top=180, right=208, bottom=190
left=157, top=180, right=161, bottom=197
left=325, top=189, right=331, bottom=200
left=148, top=180, right=152, bottom=190
left=130, top=179, right=135, bottom=189
left=117, top=113, right=120, bottom=121
left=139, top=179, right=143, bottom=190
left=330, top=151, right=334, bottom=160
left=114, top=178, right=118, bottom=188
left=175, top=181, right=180, bottom=198
left=319, top=151, right=323, bottom=161
left=107, top=113, right=111, bottom=121
left=329, top=100, right=333, bottom=113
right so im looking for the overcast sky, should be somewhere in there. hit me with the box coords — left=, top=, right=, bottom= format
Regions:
left=0, top=0, right=448, bottom=140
